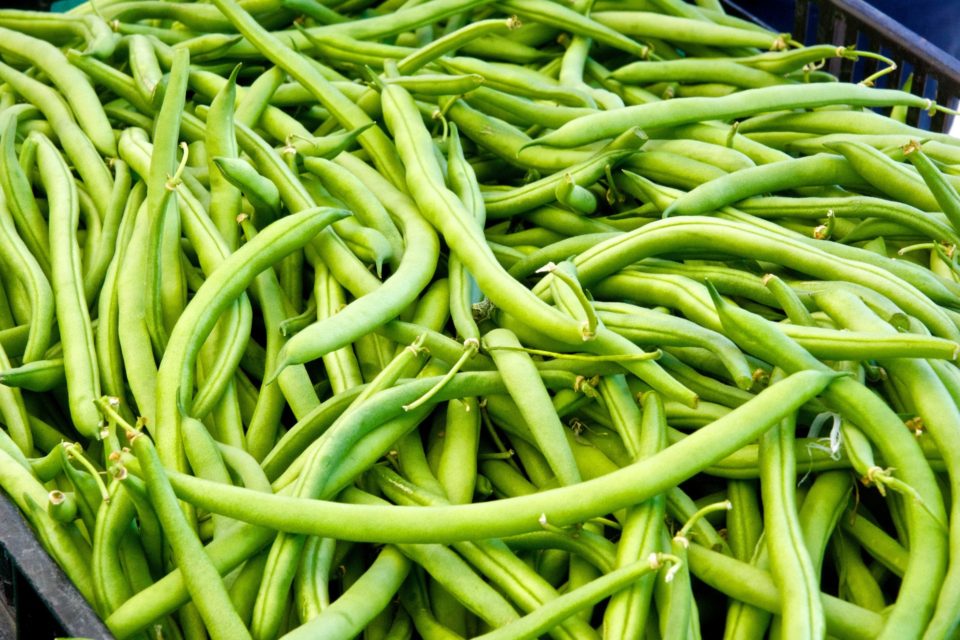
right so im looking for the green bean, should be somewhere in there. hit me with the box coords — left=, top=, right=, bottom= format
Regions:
left=399, top=570, right=463, bottom=640
left=438, top=56, right=594, bottom=108
left=624, top=150, right=729, bottom=189
left=172, top=32, right=245, bottom=62
left=47, top=489, right=78, bottom=524
left=0, top=446, right=95, bottom=602
left=270, top=155, right=437, bottom=376
left=282, top=0, right=347, bottom=23
left=738, top=108, right=960, bottom=147
left=904, top=140, right=960, bottom=231
left=662, top=154, right=865, bottom=216
left=181, top=415, right=236, bottom=538
left=404, top=18, right=514, bottom=72
left=212, top=0, right=406, bottom=188
left=464, top=86, right=594, bottom=130
left=375, top=465, right=598, bottom=640
left=166, top=369, right=834, bottom=541
left=666, top=487, right=730, bottom=553
left=797, top=470, right=851, bottom=577
left=91, top=482, right=137, bottom=616
left=0, top=340, right=32, bottom=455
left=303, top=156, right=404, bottom=266
left=831, top=529, right=886, bottom=612
left=203, top=66, right=244, bottom=251
left=437, top=397, right=481, bottom=504
left=546, top=214, right=960, bottom=342
left=613, top=58, right=788, bottom=88
left=147, top=50, right=193, bottom=359
left=0, top=111, right=50, bottom=277
left=84, top=160, right=132, bottom=307
left=264, top=390, right=363, bottom=484
left=0, top=9, right=117, bottom=57
left=445, top=122, right=485, bottom=344
left=602, top=391, right=667, bottom=638
left=687, top=544, right=882, bottom=640
left=115, top=192, right=159, bottom=424
left=500, top=0, right=652, bottom=58
left=737, top=194, right=960, bottom=245
left=152, top=205, right=347, bottom=471
left=815, top=288, right=960, bottom=638
left=118, top=127, right=253, bottom=428
left=386, top=72, right=486, bottom=96
left=445, top=99, right=598, bottom=172
left=0, top=192, right=52, bottom=365
left=708, top=285, right=947, bottom=638
left=0, top=61, right=113, bottom=215
left=595, top=301, right=752, bottom=388
left=33, top=134, right=101, bottom=440
left=726, top=480, right=762, bottom=564
left=482, top=553, right=675, bottom=640
left=125, top=428, right=251, bottom=640
left=253, top=362, right=445, bottom=640
left=214, top=156, right=281, bottom=220
left=311, top=256, right=365, bottom=396
left=284, top=545, right=411, bottom=639
left=0, top=358, right=64, bottom=393
left=841, top=510, right=908, bottom=577
left=106, top=516, right=276, bottom=638
left=484, top=329, right=581, bottom=486
left=293, top=536, right=335, bottom=622
left=0, top=25, right=115, bottom=156
left=383, top=82, right=629, bottom=354
left=484, top=129, right=646, bottom=218
left=528, top=84, right=942, bottom=149
left=126, top=34, right=164, bottom=107
left=643, top=138, right=756, bottom=174
left=826, top=139, right=941, bottom=212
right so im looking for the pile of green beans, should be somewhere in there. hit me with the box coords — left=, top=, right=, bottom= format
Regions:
left=2, top=0, right=960, bottom=637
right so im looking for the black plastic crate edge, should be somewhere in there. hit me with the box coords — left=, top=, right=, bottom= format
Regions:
left=0, top=492, right=112, bottom=640
left=793, top=0, right=960, bottom=132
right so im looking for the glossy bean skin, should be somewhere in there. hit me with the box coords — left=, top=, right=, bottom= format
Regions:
left=204, top=67, right=244, bottom=250
left=797, top=470, right=852, bottom=578
left=0, top=61, right=114, bottom=216
left=737, top=194, right=960, bottom=245
left=117, top=127, right=253, bottom=429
